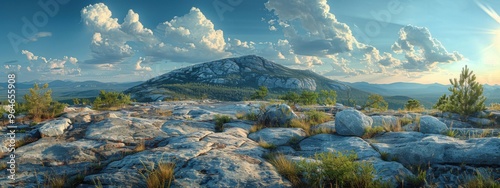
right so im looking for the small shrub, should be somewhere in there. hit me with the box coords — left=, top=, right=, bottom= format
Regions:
left=297, top=152, right=389, bottom=188
left=44, top=173, right=66, bottom=188
left=405, top=99, right=424, bottom=112
left=268, top=154, right=301, bottom=186
left=246, top=112, right=259, bottom=121
left=362, top=126, right=386, bottom=139
left=403, top=167, right=427, bottom=188
left=214, top=115, right=231, bottom=132
left=288, top=119, right=310, bottom=135
left=258, top=140, right=277, bottom=150
left=399, top=117, right=413, bottom=126
left=304, top=110, right=331, bottom=125
left=93, top=90, right=131, bottom=110
left=463, top=170, right=500, bottom=188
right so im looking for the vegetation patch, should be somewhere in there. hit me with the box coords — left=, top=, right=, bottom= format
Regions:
left=214, top=114, right=232, bottom=132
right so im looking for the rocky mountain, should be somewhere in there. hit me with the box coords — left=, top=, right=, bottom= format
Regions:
left=125, top=55, right=369, bottom=102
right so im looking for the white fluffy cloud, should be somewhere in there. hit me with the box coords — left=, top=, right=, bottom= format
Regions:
left=392, top=25, right=464, bottom=72
left=135, top=57, right=152, bottom=71
left=265, top=0, right=357, bottom=56
left=81, top=4, right=230, bottom=66
left=21, top=50, right=80, bottom=75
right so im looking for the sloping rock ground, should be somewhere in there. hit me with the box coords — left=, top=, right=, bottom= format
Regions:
left=0, top=101, right=499, bottom=188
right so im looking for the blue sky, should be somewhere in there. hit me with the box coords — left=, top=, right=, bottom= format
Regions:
left=1, top=0, right=499, bottom=84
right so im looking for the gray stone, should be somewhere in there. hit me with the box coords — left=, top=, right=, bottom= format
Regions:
left=161, top=120, right=215, bottom=137
left=86, top=117, right=167, bottom=143
left=468, top=117, right=493, bottom=126
left=258, top=104, right=298, bottom=126
left=38, top=118, right=72, bottom=137
left=299, top=134, right=380, bottom=160
left=335, top=108, right=373, bottom=137
left=371, top=132, right=500, bottom=166
left=420, top=115, right=448, bottom=134
left=368, top=158, right=414, bottom=186
left=437, top=117, right=473, bottom=128
left=248, top=128, right=306, bottom=146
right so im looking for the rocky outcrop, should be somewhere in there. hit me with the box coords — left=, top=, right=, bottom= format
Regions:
left=2, top=101, right=499, bottom=188
left=38, top=118, right=72, bottom=137
left=248, top=128, right=306, bottom=146
left=371, top=132, right=500, bottom=166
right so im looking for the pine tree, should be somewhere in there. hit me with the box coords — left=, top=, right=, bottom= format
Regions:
left=447, top=65, right=486, bottom=120
left=405, top=99, right=423, bottom=111
left=251, top=86, right=268, bottom=100
left=363, top=94, right=388, bottom=112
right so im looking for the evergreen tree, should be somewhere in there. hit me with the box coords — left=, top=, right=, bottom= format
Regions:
left=318, top=90, right=337, bottom=106
left=433, top=94, right=450, bottom=111
left=363, top=94, right=388, bottom=112
left=300, top=91, right=319, bottom=105
left=251, top=86, right=268, bottom=100
left=447, top=65, right=486, bottom=120
left=405, top=99, right=423, bottom=111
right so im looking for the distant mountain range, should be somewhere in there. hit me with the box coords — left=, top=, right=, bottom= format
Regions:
left=3, top=56, right=498, bottom=109
left=342, top=82, right=500, bottom=108
left=0, top=80, right=142, bottom=103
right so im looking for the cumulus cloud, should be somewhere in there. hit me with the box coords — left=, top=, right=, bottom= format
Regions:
left=81, top=4, right=230, bottom=65
left=148, top=7, right=230, bottom=62
left=265, top=0, right=357, bottom=56
left=21, top=50, right=80, bottom=75
left=392, top=25, right=464, bottom=72
left=135, top=57, right=152, bottom=71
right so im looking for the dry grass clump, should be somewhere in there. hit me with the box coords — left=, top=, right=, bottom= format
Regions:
left=362, top=126, right=386, bottom=139
left=258, top=139, right=277, bottom=149
left=140, top=161, right=176, bottom=188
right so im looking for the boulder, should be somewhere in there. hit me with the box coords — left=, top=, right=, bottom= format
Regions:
left=299, top=134, right=380, bottom=160
left=419, top=115, right=448, bottom=134
left=371, top=132, right=500, bottom=166
left=371, top=115, right=399, bottom=128
left=335, top=108, right=372, bottom=137
left=248, top=128, right=306, bottom=146
left=368, top=159, right=414, bottom=186
left=436, top=117, right=473, bottom=128
left=38, top=118, right=72, bottom=137
left=489, top=111, right=500, bottom=124
left=258, top=104, right=298, bottom=126
left=468, top=117, right=493, bottom=126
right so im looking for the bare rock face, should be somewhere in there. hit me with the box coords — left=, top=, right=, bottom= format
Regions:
left=124, top=55, right=350, bottom=102
left=38, top=118, right=72, bottom=137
